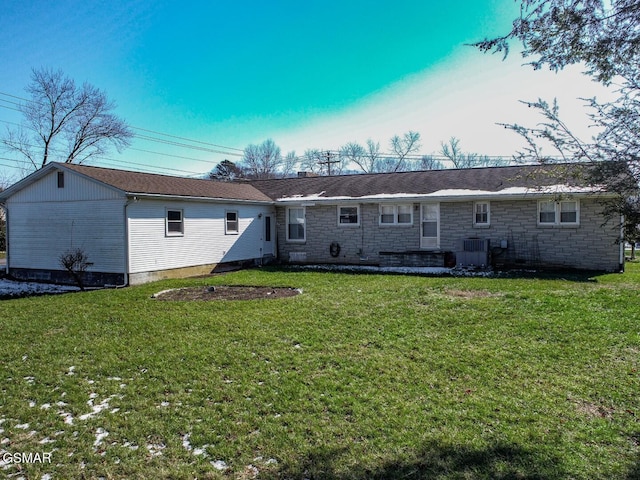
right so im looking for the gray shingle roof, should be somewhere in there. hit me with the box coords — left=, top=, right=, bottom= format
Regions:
left=61, top=163, right=273, bottom=202
left=250, top=163, right=590, bottom=200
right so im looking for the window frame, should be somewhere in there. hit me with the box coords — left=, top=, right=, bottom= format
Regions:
left=538, top=199, right=580, bottom=226
left=379, top=204, right=413, bottom=226
left=166, top=208, right=184, bottom=236
left=473, top=201, right=490, bottom=227
left=225, top=210, right=239, bottom=235
left=337, top=205, right=360, bottom=227
left=286, top=206, right=306, bottom=242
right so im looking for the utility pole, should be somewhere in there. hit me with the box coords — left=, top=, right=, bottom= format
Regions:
left=317, top=151, right=340, bottom=176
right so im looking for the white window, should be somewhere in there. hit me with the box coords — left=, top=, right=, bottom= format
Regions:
left=166, top=209, right=184, bottom=236
left=338, top=205, right=359, bottom=226
left=474, top=202, right=490, bottom=226
left=538, top=200, right=579, bottom=226
left=225, top=210, right=239, bottom=234
left=287, top=207, right=306, bottom=242
left=379, top=204, right=413, bottom=225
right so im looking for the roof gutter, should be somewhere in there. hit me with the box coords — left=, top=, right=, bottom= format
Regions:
left=274, top=190, right=617, bottom=205
left=126, top=193, right=275, bottom=205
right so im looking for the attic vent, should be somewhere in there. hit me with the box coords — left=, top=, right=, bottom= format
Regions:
left=57, top=171, right=64, bottom=188
left=456, top=238, right=490, bottom=268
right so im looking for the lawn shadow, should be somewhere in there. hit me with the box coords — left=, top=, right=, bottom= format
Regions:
left=268, top=440, right=565, bottom=479
left=265, top=264, right=610, bottom=283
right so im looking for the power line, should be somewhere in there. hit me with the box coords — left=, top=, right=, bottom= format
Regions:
left=130, top=126, right=244, bottom=152
left=0, top=90, right=245, bottom=156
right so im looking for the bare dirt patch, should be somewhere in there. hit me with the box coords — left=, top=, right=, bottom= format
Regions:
left=152, top=286, right=302, bottom=301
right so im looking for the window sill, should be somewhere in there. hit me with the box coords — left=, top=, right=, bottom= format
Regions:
left=537, top=223, right=580, bottom=228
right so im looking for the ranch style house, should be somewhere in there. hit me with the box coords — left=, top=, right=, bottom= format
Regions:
left=0, top=161, right=625, bottom=286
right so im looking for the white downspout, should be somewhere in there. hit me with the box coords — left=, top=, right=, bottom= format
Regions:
left=2, top=205, right=7, bottom=275
left=620, top=213, right=625, bottom=272
left=119, top=197, right=134, bottom=287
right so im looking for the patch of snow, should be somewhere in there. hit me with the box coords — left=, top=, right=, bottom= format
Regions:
left=79, top=395, right=116, bottom=421
left=276, top=185, right=604, bottom=203
left=181, top=433, right=192, bottom=451
left=15, top=423, right=29, bottom=430
left=211, top=460, right=228, bottom=471
left=122, top=441, right=139, bottom=451
left=0, top=279, right=79, bottom=298
left=41, top=474, right=52, bottom=480
left=28, top=401, right=36, bottom=408
left=244, top=465, right=259, bottom=478
left=93, top=428, right=108, bottom=448
left=59, top=412, right=74, bottom=425
left=66, top=366, right=75, bottom=376
left=23, top=376, right=35, bottom=385
left=40, top=403, right=51, bottom=410
left=39, top=437, right=55, bottom=445
left=146, top=443, right=165, bottom=457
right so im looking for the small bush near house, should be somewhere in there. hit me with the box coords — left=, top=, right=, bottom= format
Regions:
left=58, top=247, right=92, bottom=290
left=0, top=263, right=638, bottom=479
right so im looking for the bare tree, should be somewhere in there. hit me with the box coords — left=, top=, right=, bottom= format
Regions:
left=281, top=151, right=299, bottom=178
left=340, top=142, right=367, bottom=172
left=240, top=139, right=282, bottom=179
left=389, top=131, right=421, bottom=172
left=340, top=139, right=383, bottom=173
left=3, top=68, right=132, bottom=172
left=299, top=149, right=323, bottom=175
left=474, top=0, right=640, bottom=219
left=440, top=137, right=499, bottom=169
left=419, top=155, right=445, bottom=170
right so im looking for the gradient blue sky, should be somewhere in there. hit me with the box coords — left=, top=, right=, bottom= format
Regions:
left=0, top=1, right=609, bottom=179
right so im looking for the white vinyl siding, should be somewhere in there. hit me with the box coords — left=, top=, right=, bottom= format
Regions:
left=7, top=199, right=126, bottom=272
left=9, top=169, right=122, bottom=202
left=128, top=200, right=271, bottom=274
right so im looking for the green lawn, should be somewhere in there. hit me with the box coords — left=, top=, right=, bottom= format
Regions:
left=0, top=264, right=639, bottom=479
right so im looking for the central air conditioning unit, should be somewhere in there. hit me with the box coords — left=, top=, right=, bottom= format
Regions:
left=456, top=238, right=490, bottom=267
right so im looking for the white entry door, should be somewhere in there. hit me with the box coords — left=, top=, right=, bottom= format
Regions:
left=263, top=215, right=275, bottom=256
left=420, top=203, right=440, bottom=249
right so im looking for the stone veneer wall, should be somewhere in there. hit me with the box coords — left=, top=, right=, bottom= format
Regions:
left=275, top=197, right=621, bottom=272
